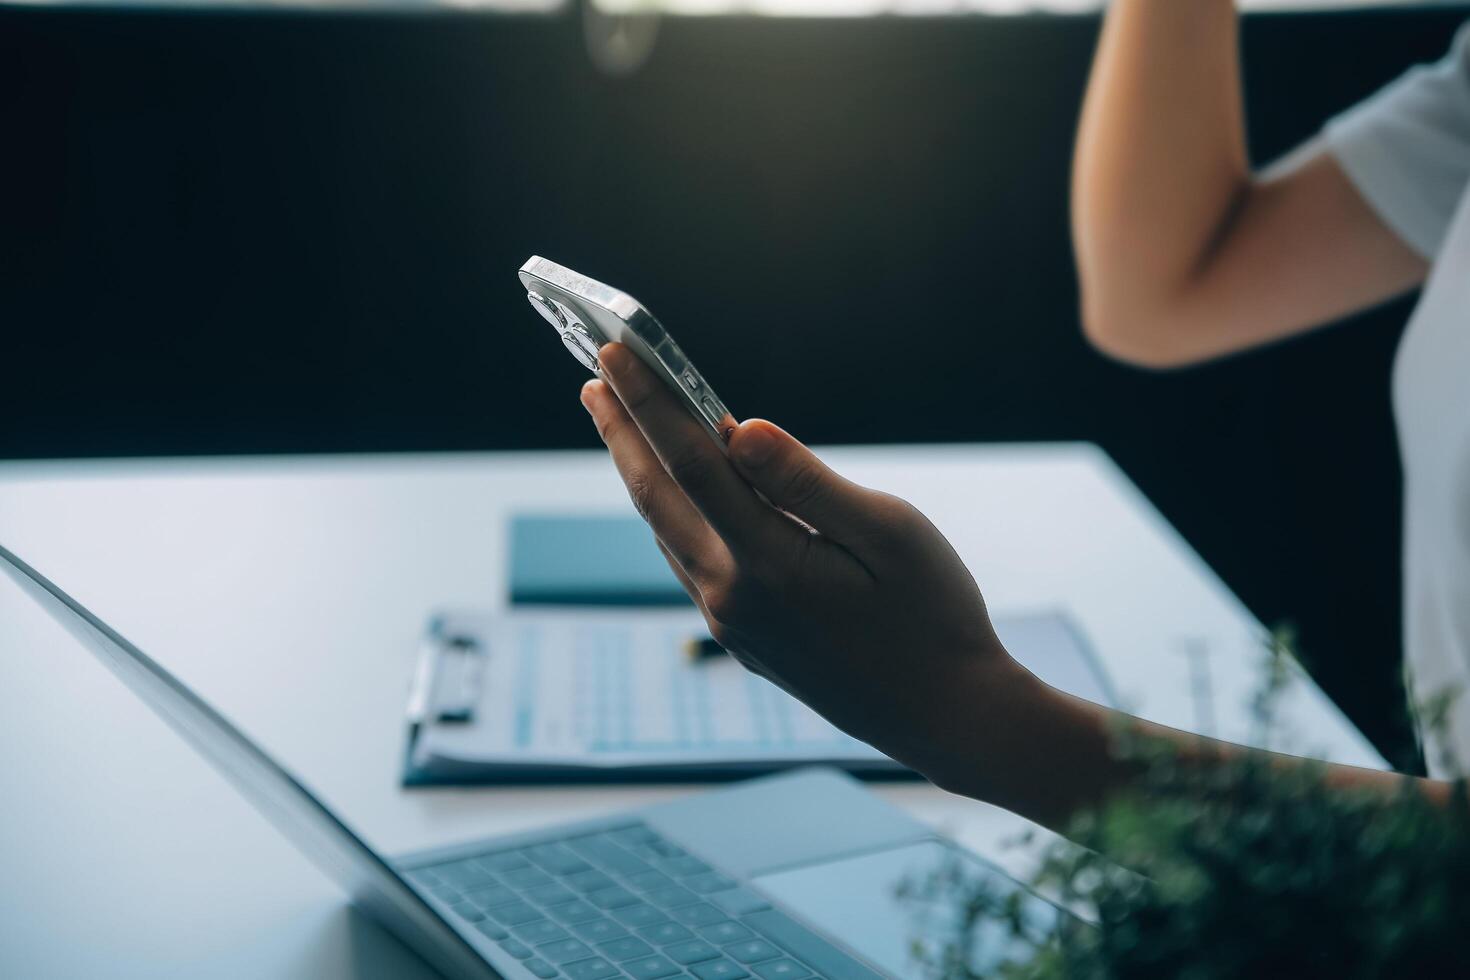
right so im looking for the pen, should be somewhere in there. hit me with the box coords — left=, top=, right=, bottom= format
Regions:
left=683, top=635, right=726, bottom=662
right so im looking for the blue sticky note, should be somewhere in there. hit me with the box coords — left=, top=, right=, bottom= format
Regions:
left=509, top=514, right=692, bottom=606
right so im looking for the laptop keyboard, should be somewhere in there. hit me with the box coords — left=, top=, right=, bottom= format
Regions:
left=409, top=824, right=847, bottom=980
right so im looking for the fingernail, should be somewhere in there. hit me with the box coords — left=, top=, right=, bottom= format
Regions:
left=735, top=425, right=776, bottom=468
left=580, top=380, right=601, bottom=413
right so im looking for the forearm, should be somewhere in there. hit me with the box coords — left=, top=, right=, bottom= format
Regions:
left=928, top=660, right=1448, bottom=835
left=1071, top=0, right=1247, bottom=353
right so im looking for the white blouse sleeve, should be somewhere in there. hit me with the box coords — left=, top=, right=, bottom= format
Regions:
left=1325, top=23, right=1470, bottom=261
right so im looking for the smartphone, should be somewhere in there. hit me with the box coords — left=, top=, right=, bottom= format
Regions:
left=518, top=256, right=734, bottom=447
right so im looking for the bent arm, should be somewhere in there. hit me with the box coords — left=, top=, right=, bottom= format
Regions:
left=1071, top=0, right=1427, bottom=369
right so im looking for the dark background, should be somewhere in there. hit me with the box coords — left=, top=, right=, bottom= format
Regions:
left=3, top=4, right=1465, bottom=769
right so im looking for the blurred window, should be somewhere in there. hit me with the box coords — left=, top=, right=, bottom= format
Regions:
left=594, top=0, right=1456, bottom=14
left=7, top=0, right=1452, bottom=12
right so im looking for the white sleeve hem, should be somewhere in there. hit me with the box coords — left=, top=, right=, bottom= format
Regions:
left=1322, top=24, right=1470, bottom=263
left=1326, top=110, right=1442, bottom=261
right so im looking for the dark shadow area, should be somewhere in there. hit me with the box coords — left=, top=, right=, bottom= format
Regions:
left=4, top=5, right=1465, bottom=767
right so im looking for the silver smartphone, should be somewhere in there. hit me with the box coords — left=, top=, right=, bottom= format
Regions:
left=518, top=256, right=734, bottom=446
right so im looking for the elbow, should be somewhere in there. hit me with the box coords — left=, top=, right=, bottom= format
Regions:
left=1078, top=292, right=1204, bottom=371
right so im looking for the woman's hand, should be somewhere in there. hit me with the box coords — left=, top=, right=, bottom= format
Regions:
left=580, top=342, right=1043, bottom=790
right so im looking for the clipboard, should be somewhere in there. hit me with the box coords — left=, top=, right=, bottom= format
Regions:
left=401, top=607, right=1115, bottom=787
left=402, top=609, right=913, bottom=786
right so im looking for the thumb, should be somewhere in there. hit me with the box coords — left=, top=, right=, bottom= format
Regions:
left=728, top=419, right=889, bottom=540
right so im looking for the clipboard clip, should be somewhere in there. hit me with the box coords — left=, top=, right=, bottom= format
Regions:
left=406, top=620, right=486, bottom=727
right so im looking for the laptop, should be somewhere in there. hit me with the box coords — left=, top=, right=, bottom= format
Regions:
left=1, top=542, right=1066, bottom=980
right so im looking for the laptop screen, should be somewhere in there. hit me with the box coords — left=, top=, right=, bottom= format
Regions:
left=0, top=542, right=498, bottom=980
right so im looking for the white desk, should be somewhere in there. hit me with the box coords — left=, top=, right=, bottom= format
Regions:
left=0, top=445, right=1382, bottom=978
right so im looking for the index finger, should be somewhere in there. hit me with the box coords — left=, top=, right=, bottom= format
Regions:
left=597, top=343, right=800, bottom=564
left=582, top=376, right=731, bottom=589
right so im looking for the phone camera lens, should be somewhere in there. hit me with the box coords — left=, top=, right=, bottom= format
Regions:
left=561, top=325, right=601, bottom=372
left=527, top=291, right=565, bottom=330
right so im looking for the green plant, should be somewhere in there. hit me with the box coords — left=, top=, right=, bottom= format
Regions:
left=903, top=629, right=1470, bottom=979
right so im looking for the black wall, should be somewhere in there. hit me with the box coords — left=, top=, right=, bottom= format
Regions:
left=3, top=5, right=1466, bottom=767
